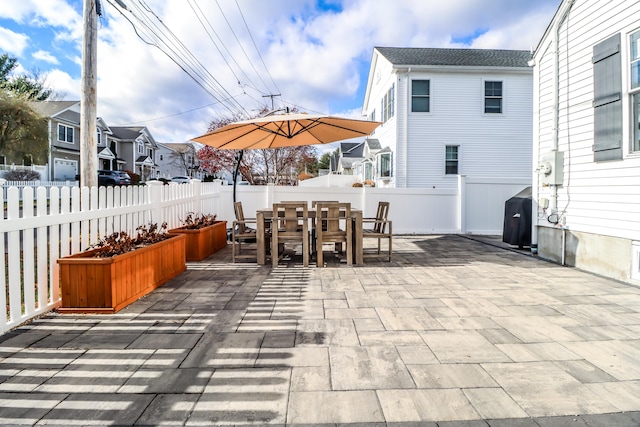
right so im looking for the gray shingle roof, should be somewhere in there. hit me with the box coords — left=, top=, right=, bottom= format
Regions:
left=340, top=142, right=364, bottom=157
left=376, top=47, right=531, bottom=68
left=111, top=126, right=144, bottom=141
left=365, top=138, right=381, bottom=151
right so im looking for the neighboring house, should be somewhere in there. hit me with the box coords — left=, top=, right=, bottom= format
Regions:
left=352, top=139, right=383, bottom=182
left=362, top=47, right=533, bottom=189
left=156, top=142, right=203, bottom=180
left=531, top=0, right=640, bottom=284
left=333, top=141, right=365, bottom=175
left=328, top=139, right=384, bottom=182
left=29, top=101, right=81, bottom=181
left=28, top=101, right=160, bottom=181
left=110, top=126, right=158, bottom=181
left=96, top=117, right=118, bottom=171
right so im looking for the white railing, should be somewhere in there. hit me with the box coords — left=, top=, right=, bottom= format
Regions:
left=0, top=180, right=224, bottom=334
left=0, top=176, right=529, bottom=334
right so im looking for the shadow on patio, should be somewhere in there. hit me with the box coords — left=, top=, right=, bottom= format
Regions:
left=1, top=235, right=640, bottom=425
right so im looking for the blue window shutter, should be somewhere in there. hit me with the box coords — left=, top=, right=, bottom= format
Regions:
left=592, top=33, right=622, bottom=162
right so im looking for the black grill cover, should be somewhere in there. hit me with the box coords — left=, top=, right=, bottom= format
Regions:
left=502, top=187, right=532, bottom=248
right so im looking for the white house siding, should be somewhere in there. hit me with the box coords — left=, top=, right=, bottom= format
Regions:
left=365, top=54, right=399, bottom=187
left=533, top=0, right=640, bottom=284
left=402, top=70, right=532, bottom=189
left=365, top=57, right=532, bottom=190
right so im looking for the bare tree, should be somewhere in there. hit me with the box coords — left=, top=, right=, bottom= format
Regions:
left=196, top=108, right=318, bottom=185
left=165, top=143, right=200, bottom=176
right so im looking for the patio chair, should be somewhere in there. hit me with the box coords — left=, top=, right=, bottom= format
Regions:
left=272, top=202, right=310, bottom=267
left=362, top=201, right=392, bottom=262
left=315, top=202, right=352, bottom=267
left=232, top=201, right=260, bottom=263
left=310, top=200, right=338, bottom=254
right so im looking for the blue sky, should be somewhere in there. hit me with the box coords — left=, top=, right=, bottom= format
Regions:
left=0, top=0, right=561, bottom=145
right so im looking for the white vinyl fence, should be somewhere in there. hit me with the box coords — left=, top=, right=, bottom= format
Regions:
left=0, top=180, right=224, bottom=334
left=0, top=175, right=528, bottom=334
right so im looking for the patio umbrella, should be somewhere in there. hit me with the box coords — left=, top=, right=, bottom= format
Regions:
left=192, top=112, right=381, bottom=201
left=192, top=112, right=381, bottom=150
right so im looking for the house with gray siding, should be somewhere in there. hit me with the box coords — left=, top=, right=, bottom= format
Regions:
left=531, top=0, right=640, bottom=284
left=27, top=101, right=159, bottom=182
left=362, top=47, right=533, bottom=190
left=29, top=101, right=81, bottom=181
left=110, top=126, right=158, bottom=181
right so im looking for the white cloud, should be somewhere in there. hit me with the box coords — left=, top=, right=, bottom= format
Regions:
left=44, top=69, right=79, bottom=100
left=0, top=27, right=29, bottom=56
left=0, top=0, right=81, bottom=31
left=33, top=50, right=60, bottom=64
left=0, top=0, right=562, bottom=144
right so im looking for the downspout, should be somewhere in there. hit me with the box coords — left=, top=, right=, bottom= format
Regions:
left=404, top=68, right=411, bottom=188
left=532, top=0, right=574, bottom=257
left=554, top=0, right=574, bottom=265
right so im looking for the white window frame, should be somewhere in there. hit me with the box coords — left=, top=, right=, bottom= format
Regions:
left=363, top=161, right=373, bottom=181
left=411, top=79, right=430, bottom=113
left=57, top=124, right=74, bottom=144
left=377, top=152, right=392, bottom=178
left=445, top=145, right=459, bottom=175
left=381, top=83, right=395, bottom=123
left=137, top=141, right=145, bottom=154
left=484, top=80, right=503, bottom=114
left=96, top=128, right=102, bottom=146
left=630, top=29, right=640, bottom=153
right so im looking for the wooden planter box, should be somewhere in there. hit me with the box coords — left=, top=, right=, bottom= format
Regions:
left=57, top=234, right=187, bottom=314
left=168, top=220, right=227, bottom=261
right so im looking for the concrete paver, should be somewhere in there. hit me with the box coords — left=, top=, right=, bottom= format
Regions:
left=1, top=235, right=640, bottom=425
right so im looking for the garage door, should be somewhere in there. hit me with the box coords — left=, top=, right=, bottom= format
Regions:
left=54, top=158, right=78, bottom=181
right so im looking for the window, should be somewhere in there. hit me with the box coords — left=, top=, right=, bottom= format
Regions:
left=377, top=152, right=392, bottom=178
left=381, top=84, right=395, bottom=122
left=411, top=80, right=430, bottom=112
left=593, top=33, right=622, bottom=161
left=484, top=81, right=502, bottom=113
left=633, top=93, right=640, bottom=152
left=159, top=154, right=164, bottom=161
left=97, top=128, right=102, bottom=145
left=445, top=145, right=459, bottom=175
left=57, top=124, right=73, bottom=143
left=632, top=31, right=640, bottom=152
left=137, top=141, right=144, bottom=154
left=632, top=31, right=640, bottom=90
left=363, top=161, right=373, bottom=180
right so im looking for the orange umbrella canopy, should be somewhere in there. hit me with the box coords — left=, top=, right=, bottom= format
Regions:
left=192, top=112, right=381, bottom=150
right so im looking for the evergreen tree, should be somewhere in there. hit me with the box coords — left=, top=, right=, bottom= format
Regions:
left=0, top=54, right=53, bottom=101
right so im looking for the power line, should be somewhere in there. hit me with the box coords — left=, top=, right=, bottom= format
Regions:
left=107, top=0, right=248, bottom=117
left=132, top=0, right=245, bottom=112
left=233, top=0, right=282, bottom=97
left=187, top=0, right=257, bottom=95
left=213, top=0, right=273, bottom=96
left=112, top=96, right=244, bottom=126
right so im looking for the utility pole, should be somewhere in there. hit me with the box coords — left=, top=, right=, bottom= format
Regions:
left=262, top=94, right=281, bottom=111
left=80, top=0, right=99, bottom=188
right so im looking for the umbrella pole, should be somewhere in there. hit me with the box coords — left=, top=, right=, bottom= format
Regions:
left=233, top=150, right=244, bottom=203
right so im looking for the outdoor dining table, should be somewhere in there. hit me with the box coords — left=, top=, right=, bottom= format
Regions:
left=255, top=207, right=364, bottom=265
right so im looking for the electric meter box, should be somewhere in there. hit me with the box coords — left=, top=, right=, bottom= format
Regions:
left=539, top=151, right=564, bottom=186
